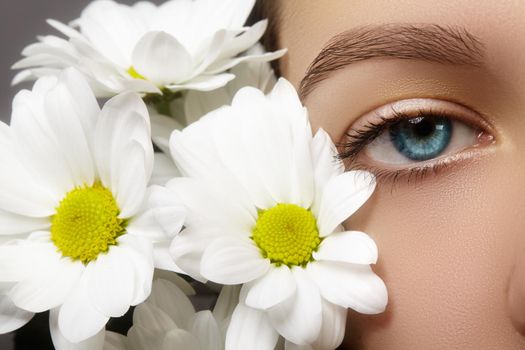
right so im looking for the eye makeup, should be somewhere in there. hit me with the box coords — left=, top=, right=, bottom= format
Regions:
left=337, top=98, right=496, bottom=185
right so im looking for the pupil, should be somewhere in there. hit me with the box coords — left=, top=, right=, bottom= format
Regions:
left=413, top=118, right=436, bottom=138
left=389, top=116, right=453, bottom=161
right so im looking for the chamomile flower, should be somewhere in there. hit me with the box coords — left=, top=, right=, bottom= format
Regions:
left=0, top=68, right=185, bottom=345
left=12, top=0, right=285, bottom=98
left=78, top=279, right=239, bottom=350
left=166, top=79, right=388, bottom=349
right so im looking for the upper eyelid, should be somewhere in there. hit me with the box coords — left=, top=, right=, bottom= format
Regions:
left=336, top=98, right=495, bottom=164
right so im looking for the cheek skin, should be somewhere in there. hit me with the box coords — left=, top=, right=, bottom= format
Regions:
left=341, top=152, right=525, bottom=349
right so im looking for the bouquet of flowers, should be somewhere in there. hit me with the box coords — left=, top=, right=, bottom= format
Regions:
left=0, top=1, right=388, bottom=349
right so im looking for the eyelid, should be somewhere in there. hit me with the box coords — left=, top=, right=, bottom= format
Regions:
left=337, top=98, right=496, bottom=183
left=349, top=98, right=494, bottom=136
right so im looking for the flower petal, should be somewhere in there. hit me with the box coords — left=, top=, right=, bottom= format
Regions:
left=166, top=73, right=235, bottom=92
left=200, top=236, right=270, bottom=285
left=225, top=303, right=279, bottom=350
left=313, top=231, right=378, bottom=265
left=85, top=246, right=136, bottom=317
left=58, top=275, right=109, bottom=343
left=133, top=302, right=177, bottom=333
left=190, top=310, right=222, bottom=350
left=150, top=152, right=181, bottom=186
left=94, top=92, right=152, bottom=194
left=169, top=226, right=224, bottom=283
left=0, top=208, right=49, bottom=236
left=9, top=244, right=84, bottom=313
left=50, top=308, right=105, bottom=350
left=213, top=285, right=240, bottom=324
left=317, top=171, right=376, bottom=237
left=267, top=267, right=322, bottom=345
left=310, top=300, right=347, bottom=350
left=0, top=293, right=34, bottom=333
left=307, top=261, right=388, bottom=314
left=147, top=279, right=195, bottom=330
left=132, top=31, right=193, bottom=85
left=161, top=329, right=200, bottom=350
left=245, top=265, right=296, bottom=310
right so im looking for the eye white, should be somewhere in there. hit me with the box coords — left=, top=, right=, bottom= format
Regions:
left=364, top=119, right=479, bottom=165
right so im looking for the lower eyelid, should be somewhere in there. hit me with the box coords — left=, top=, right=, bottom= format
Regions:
left=339, top=98, right=497, bottom=183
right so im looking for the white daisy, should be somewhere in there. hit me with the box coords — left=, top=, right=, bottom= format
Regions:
left=0, top=68, right=185, bottom=345
left=148, top=44, right=278, bottom=181
left=86, top=278, right=239, bottom=350
left=165, top=78, right=388, bottom=349
left=12, top=0, right=285, bottom=97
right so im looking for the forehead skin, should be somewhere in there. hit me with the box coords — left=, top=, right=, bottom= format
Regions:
left=277, top=1, right=525, bottom=350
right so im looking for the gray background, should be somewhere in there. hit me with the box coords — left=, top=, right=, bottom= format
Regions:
left=0, top=1, right=163, bottom=348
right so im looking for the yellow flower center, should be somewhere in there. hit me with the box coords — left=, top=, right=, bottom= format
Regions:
left=127, top=66, right=145, bottom=80
left=50, top=182, right=126, bottom=264
left=251, top=203, right=321, bottom=267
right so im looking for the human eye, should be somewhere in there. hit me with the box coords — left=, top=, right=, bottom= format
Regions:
left=337, top=98, right=496, bottom=184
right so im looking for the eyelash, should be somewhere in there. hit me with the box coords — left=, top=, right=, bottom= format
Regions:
left=336, top=108, right=483, bottom=187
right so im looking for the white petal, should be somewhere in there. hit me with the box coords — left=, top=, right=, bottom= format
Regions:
left=9, top=245, right=84, bottom=312
left=147, top=279, right=195, bottom=330
left=169, top=226, right=224, bottom=283
left=0, top=208, right=49, bottom=235
left=153, top=241, right=184, bottom=273
left=317, top=171, right=376, bottom=237
left=310, top=300, right=347, bottom=350
left=307, top=261, right=388, bottom=314
left=284, top=342, right=313, bottom=350
left=127, top=324, right=164, bottom=350
left=104, top=331, right=127, bottom=350
left=58, top=275, right=109, bottom=343
left=310, top=129, right=343, bottom=216
left=0, top=240, right=42, bottom=281
left=0, top=293, right=34, bottom=333
left=245, top=265, right=296, bottom=310
left=161, top=329, right=200, bottom=350
left=165, top=177, right=255, bottom=231
left=267, top=267, right=322, bottom=345
left=133, top=302, right=177, bottom=334
left=11, top=87, right=76, bottom=200
left=94, top=92, right=152, bottom=193
left=200, top=236, right=270, bottom=285
left=78, top=0, right=148, bottom=66
left=44, top=68, right=99, bottom=187
left=313, top=231, right=378, bottom=265
left=150, top=113, right=184, bottom=154
left=166, top=73, right=235, bottom=92
left=213, top=285, right=240, bottom=324
left=85, top=246, right=136, bottom=317
left=225, top=303, right=279, bottom=350
left=115, top=142, right=148, bottom=218
left=150, top=152, right=180, bottom=186
left=132, top=31, right=193, bottom=85
left=117, top=234, right=154, bottom=306
left=50, top=308, right=105, bottom=350
left=214, top=20, right=267, bottom=62
left=104, top=331, right=128, bottom=350
left=190, top=310, right=222, bottom=350
left=152, top=271, right=195, bottom=296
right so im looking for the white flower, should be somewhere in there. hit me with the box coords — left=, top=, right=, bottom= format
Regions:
left=12, top=0, right=285, bottom=97
left=148, top=44, right=278, bottom=182
left=165, top=79, right=388, bottom=349
left=100, top=278, right=239, bottom=350
left=0, top=68, right=185, bottom=345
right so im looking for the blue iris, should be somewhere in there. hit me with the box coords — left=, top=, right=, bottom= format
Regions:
left=389, top=116, right=452, bottom=161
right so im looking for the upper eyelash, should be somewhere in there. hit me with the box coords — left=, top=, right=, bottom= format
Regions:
left=336, top=107, right=452, bottom=166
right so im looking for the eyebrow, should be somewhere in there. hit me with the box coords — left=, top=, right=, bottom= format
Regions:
left=299, top=24, right=484, bottom=99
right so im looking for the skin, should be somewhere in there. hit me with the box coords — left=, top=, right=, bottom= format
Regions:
left=276, top=1, right=525, bottom=349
